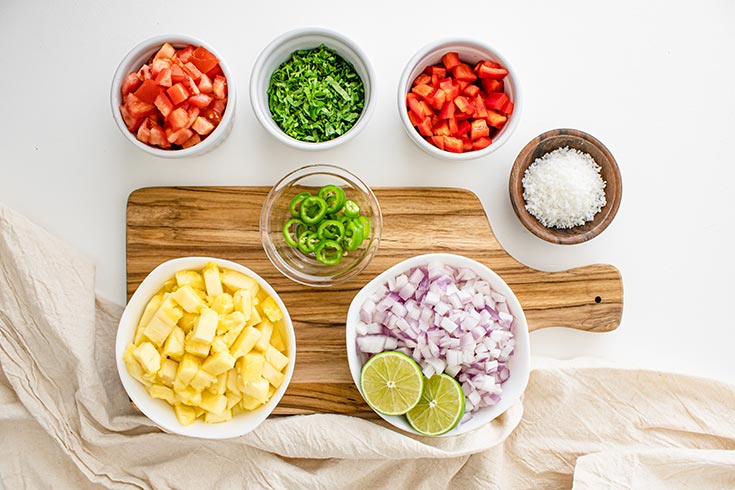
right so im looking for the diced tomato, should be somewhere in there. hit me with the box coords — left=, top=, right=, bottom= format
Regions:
left=125, top=93, right=156, bottom=119
left=167, top=107, right=189, bottom=131
left=167, top=83, right=189, bottom=105
left=206, top=63, right=224, bottom=78
left=210, top=98, right=226, bottom=117
left=154, top=67, right=172, bottom=88
left=455, top=120, right=471, bottom=137
left=197, top=73, right=213, bottom=94
left=121, top=73, right=142, bottom=97
left=150, top=58, right=171, bottom=77
left=481, top=79, right=503, bottom=93
left=119, top=104, right=141, bottom=132
left=148, top=125, right=170, bottom=149
left=136, top=121, right=151, bottom=144
left=133, top=79, right=161, bottom=104
left=441, top=52, right=461, bottom=71
left=470, top=119, right=490, bottom=140
left=154, top=93, right=174, bottom=118
left=137, top=64, right=152, bottom=80
left=167, top=128, right=194, bottom=145
left=212, top=75, right=227, bottom=99
left=452, top=64, right=477, bottom=82
left=181, top=133, right=201, bottom=149
left=183, top=62, right=203, bottom=81
left=427, top=88, right=446, bottom=111
left=463, top=84, right=480, bottom=98
left=177, top=45, right=195, bottom=63
left=188, top=94, right=213, bottom=109
left=192, top=116, right=215, bottom=136
left=478, top=64, right=509, bottom=80
left=472, top=136, right=492, bottom=150
left=444, top=136, right=463, bottom=153
left=187, top=107, right=201, bottom=128
left=413, top=74, right=432, bottom=86
left=438, top=100, right=455, bottom=119
left=186, top=76, right=201, bottom=96
left=430, top=135, right=445, bottom=150
left=486, top=111, right=507, bottom=129
left=170, top=64, right=186, bottom=83
left=154, top=43, right=175, bottom=60
left=454, top=96, right=475, bottom=115
left=189, top=46, right=219, bottom=74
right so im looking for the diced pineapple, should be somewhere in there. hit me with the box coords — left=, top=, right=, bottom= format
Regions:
left=230, top=326, right=261, bottom=359
left=184, top=336, right=211, bottom=358
left=233, top=290, right=252, bottom=321
left=134, top=292, right=164, bottom=344
left=210, top=336, right=228, bottom=354
left=161, top=277, right=177, bottom=293
left=143, top=297, right=183, bottom=347
left=220, top=269, right=259, bottom=298
left=199, top=392, right=227, bottom=414
left=255, top=320, right=273, bottom=352
left=265, top=345, right=289, bottom=372
left=226, top=369, right=240, bottom=394
left=260, top=296, right=283, bottom=323
left=244, top=306, right=262, bottom=328
left=221, top=317, right=247, bottom=348
left=194, top=407, right=205, bottom=418
left=203, top=263, right=223, bottom=297
left=158, top=358, right=179, bottom=387
left=133, top=342, right=161, bottom=374
left=226, top=390, right=241, bottom=410
left=162, top=326, right=185, bottom=361
left=175, top=385, right=202, bottom=407
left=237, top=352, right=265, bottom=383
left=149, top=384, right=176, bottom=404
left=178, top=312, right=198, bottom=333
left=174, top=404, right=197, bottom=426
left=217, top=311, right=245, bottom=335
left=209, top=372, right=227, bottom=395
left=123, top=344, right=151, bottom=387
left=262, top=361, right=286, bottom=389
left=190, top=369, right=217, bottom=391
left=268, top=385, right=276, bottom=398
left=210, top=293, right=234, bottom=315
left=202, top=350, right=236, bottom=376
left=191, top=307, right=218, bottom=345
left=175, top=270, right=206, bottom=291
left=171, top=284, right=205, bottom=313
left=240, top=394, right=263, bottom=411
left=205, top=408, right=232, bottom=424
left=269, top=325, right=286, bottom=352
left=175, top=354, right=201, bottom=387
left=242, top=378, right=270, bottom=404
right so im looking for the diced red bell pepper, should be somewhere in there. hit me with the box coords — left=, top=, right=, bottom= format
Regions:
left=154, top=93, right=174, bottom=118
left=441, top=52, right=461, bottom=71
left=416, top=116, right=433, bottom=137
left=438, top=100, right=455, bottom=119
left=470, top=119, right=490, bottom=140
left=472, top=136, right=493, bottom=150
left=478, top=64, right=509, bottom=80
left=411, top=83, right=434, bottom=99
left=456, top=80, right=471, bottom=91
left=474, top=60, right=501, bottom=72
left=481, top=79, right=503, bottom=93
left=486, top=111, right=508, bottom=129
left=484, top=92, right=511, bottom=112
left=407, top=94, right=425, bottom=120
left=502, top=100, right=514, bottom=115
left=189, top=46, right=219, bottom=74
left=418, top=100, right=433, bottom=118
left=474, top=95, right=488, bottom=118
left=448, top=118, right=458, bottom=135
left=430, top=135, right=445, bottom=150
left=461, top=137, right=474, bottom=152
left=454, top=95, right=475, bottom=115
left=455, top=120, right=471, bottom=137
left=155, top=68, right=172, bottom=88
left=463, top=84, right=480, bottom=98
left=134, top=79, right=162, bottom=104
left=167, top=83, right=189, bottom=105
left=167, top=107, right=189, bottom=131
left=453, top=64, right=477, bottom=82
left=430, top=66, right=447, bottom=86
left=427, top=88, right=446, bottom=111
left=212, top=75, right=227, bottom=99
left=433, top=120, right=450, bottom=136
left=439, top=79, right=459, bottom=101
left=121, top=72, right=142, bottom=97
left=444, top=136, right=463, bottom=153
left=408, top=110, right=421, bottom=127
left=413, top=73, right=431, bottom=86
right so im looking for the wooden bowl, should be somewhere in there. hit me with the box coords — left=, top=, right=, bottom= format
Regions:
left=509, top=128, right=622, bottom=245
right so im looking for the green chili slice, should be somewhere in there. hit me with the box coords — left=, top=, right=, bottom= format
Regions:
left=357, top=215, right=371, bottom=238
left=317, top=219, right=345, bottom=241
left=297, top=231, right=321, bottom=254
left=289, top=192, right=312, bottom=218
left=315, top=239, right=343, bottom=265
left=299, top=196, right=328, bottom=224
left=283, top=218, right=307, bottom=248
left=342, top=219, right=364, bottom=251
left=318, top=185, right=346, bottom=214
left=343, top=199, right=360, bottom=218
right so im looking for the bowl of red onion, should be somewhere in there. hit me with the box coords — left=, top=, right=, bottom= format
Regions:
left=346, top=253, right=530, bottom=436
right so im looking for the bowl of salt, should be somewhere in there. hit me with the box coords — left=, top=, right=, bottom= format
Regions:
left=509, top=128, right=622, bottom=245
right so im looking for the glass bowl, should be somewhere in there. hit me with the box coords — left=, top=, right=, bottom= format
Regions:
left=260, top=164, right=382, bottom=287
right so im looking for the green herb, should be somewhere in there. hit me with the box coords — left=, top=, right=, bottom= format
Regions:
left=267, top=45, right=365, bottom=143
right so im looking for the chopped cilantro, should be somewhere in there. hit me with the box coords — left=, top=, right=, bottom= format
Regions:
left=267, top=45, right=365, bottom=143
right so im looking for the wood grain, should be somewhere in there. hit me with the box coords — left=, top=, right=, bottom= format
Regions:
left=127, top=186, right=623, bottom=415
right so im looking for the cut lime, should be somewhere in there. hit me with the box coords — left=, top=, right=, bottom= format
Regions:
left=406, top=373, right=465, bottom=436
left=360, top=351, right=424, bottom=416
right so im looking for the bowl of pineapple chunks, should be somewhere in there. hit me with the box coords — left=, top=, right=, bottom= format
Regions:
left=116, top=257, right=295, bottom=439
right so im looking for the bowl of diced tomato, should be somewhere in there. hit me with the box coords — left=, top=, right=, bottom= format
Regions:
left=398, top=38, right=521, bottom=160
left=111, top=34, right=235, bottom=158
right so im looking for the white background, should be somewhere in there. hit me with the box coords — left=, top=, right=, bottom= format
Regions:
left=1, top=1, right=733, bottom=384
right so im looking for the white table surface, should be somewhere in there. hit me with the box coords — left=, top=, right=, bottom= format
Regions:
left=2, top=1, right=733, bottom=385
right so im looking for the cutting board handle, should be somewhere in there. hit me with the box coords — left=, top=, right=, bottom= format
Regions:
left=505, top=263, right=623, bottom=333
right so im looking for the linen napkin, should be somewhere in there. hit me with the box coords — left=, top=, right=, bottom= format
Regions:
left=1, top=204, right=734, bottom=489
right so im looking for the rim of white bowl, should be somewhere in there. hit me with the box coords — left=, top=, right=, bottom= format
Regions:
left=249, top=27, right=376, bottom=151
left=397, top=37, right=523, bottom=161
left=110, top=34, right=236, bottom=159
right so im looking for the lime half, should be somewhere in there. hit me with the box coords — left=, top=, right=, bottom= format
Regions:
left=406, top=373, right=465, bottom=436
left=360, top=351, right=424, bottom=416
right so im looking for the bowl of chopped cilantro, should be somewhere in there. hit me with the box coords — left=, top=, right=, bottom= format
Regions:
left=250, top=28, right=376, bottom=150
left=260, top=164, right=382, bottom=287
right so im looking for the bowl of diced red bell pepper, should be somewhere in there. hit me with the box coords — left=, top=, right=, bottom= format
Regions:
left=398, top=38, right=521, bottom=160
left=111, top=34, right=235, bottom=158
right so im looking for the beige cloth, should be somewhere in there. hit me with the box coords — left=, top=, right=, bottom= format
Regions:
left=0, top=205, right=733, bottom=490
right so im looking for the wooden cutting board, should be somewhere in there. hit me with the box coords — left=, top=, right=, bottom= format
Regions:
left=127, top=187, right=623, bottom=417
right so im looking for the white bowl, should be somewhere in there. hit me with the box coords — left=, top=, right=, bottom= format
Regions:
left=346, top=253, right=530, bottom=436
left=250, top=27, right=376, bottom=151
left=111, top=34, right=236, bottom=158
left=115, top=257, right=296, bottom=439
left=397, top=38, right=522, bottom=161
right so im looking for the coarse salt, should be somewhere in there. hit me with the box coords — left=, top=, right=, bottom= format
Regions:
left=522, top=147, right=607, bottom=229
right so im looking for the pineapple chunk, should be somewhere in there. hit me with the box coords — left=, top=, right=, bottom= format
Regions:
left=162, top=326, right=185, bottom=361
left=143, top=297, right=183, bottom=347
left=220, top=269, right=259, bottom=298
left=191, top=307, right=218, bottom=345
left=161, top=277, right=178, bottom=293
left=242, top=378, right=269, bottom=404
left=210, top=293, right=234, bottom=315
left=209, top=373, right=227, bottom=395
left=233, top=290, right=252, bottom=321
left=199, top=392, right=227, bottom=414
left=217, top=311, right=246, bottom=335
left=205, top=408, right=232, bottom=424
left=149, top=384, right=176, bottom=404
left=230, top=326, right=261, bottom=359
left=226, top=390, right=242, bottom=409
left=268, top=385, right=276, bottom=398
left=194, top=407, right=205, bottom=418
left=133, top=342, right=161, bottom=374
left=190, top=369, right=217, bottom=391
left=238, top=352, right=265, bottom=383
left=184, top=336, right=211, bottom=358
left=123, top=344, right=151, bottom=387
left=175, top=270, right=206, bottom=291
left=134, top=292, right=164, bottom=344
left=262, top=361, right=286, bottom=389
left=269, top=326, right=286, bottom=352
left=265, top=345, right=289, bottom=372
left=210, top=336, right=228, bottom=354
left=244, top=306, right=262, bottom=328
left=202, top=350, right=236, bottom=376
left=174, top=404, right=197, bottom=426
left=178, top=312, right=199, bottom=333
left=171, top=284, right=205, bottom=313
left=203, top=263, right=223, bottom=297
left=175, top=385, right=202, bottom=406
left=226, top=369, right=240, bottom=395
left=175, top=354, right=201, bottom=387
left=240, top=394, right=263, bottom=411
left=158, top=358, right=179, bottom=387
left=260, top=296, right=283, bottom=323
left=255, top=320, right=274, bottom=352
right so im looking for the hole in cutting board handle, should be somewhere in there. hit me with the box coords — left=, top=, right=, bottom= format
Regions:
left=594, top=296, right=602, bottom=304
